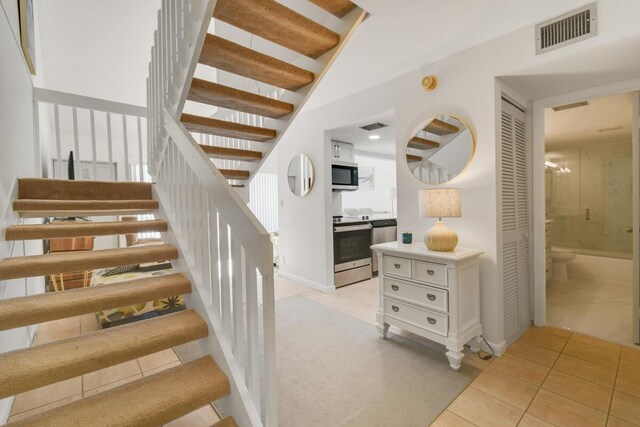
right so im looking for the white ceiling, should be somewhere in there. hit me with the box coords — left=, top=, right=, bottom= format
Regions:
left=545, top=92, right=633, bottom=147
left=328, top=110, right=396, bottom=156
left=305, top=0, right=590, bottom=110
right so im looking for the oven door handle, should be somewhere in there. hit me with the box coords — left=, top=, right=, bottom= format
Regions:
left=334, top=224, right=373, bottom=233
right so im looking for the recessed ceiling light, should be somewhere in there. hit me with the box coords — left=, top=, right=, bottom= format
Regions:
left=369, top=135, right=381, bottom=140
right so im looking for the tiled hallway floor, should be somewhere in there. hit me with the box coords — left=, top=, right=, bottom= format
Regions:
left=434, top=327, right=640, bottom=427
left=7, top=313, right=220, bottom=425
left=547, top=277, right=634, bottom=347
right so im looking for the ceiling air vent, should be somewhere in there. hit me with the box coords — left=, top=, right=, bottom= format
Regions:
left=359, top=122, right=388, bottom=131
left=535, top=3, right=597, bottom=55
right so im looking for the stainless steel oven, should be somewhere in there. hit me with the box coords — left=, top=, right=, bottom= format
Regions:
left=333, top=222, right=372, bottom=287
left=331, top=162, right=359, bottom=191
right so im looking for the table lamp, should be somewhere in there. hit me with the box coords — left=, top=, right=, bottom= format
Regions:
left=420, top=188, right=461, bottom=251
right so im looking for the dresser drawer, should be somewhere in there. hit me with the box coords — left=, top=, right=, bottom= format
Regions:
left=384, top=298, right=448, bottom=337
left=384, top=256, right=411, bottom=279
left=412, top=260, right=447, bottom=287
left=383, top=278, right=448, bottom=313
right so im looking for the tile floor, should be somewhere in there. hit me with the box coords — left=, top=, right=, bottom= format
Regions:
left=7, top=313, right=220, bottom=426
left=433, top=326, right=640, bottom=427
left=11, top=274, right=638, bottom=426
left=547, top=276, right=634, bottom=347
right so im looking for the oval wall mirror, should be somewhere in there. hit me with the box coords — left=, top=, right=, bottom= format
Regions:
left=405, top=115, right=475, bottom=185
left=287, top=154, right=315, bottom=197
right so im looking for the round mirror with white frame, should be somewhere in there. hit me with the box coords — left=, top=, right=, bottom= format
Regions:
left=405, top=114, right=475, bottom=185
left=287, top=154, right=315, bottom=197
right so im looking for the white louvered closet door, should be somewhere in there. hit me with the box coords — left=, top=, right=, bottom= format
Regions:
left=500, top=98, right=531, bottom=345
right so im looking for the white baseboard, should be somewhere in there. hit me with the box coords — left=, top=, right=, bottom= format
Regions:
left=485, top=339, right=507, bottom=357
left=277, top=270, right=334, bottom=293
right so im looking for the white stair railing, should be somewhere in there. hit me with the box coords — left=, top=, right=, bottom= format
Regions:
left=33, top=88, right=149, bottom=182
left=147, top=1, right=277, bottom=425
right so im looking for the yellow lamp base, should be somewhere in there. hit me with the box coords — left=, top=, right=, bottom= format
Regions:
left=425, top=221, right=458, bottom=252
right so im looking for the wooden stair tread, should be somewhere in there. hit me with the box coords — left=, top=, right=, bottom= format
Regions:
left=424, top=118, right=459, bottom=136
left=213, top=0, right=340, bottom=59
left=406, top=154, right=422, bottom=163
left=7, top=356, right=229, bottom=427
left=13, top=199, right=158, bottom=218
left=199, top=34, right=314, bottom=92
left=0, top=244, right=178, bottom=281
left=407, top=136, right=440, bottom=150
left=220, top=169, right=250, bottom=180
left=213, top=416, right=238, bottom=427
left=188, top=78, right=294, bottom=119
left=0, top=310, right=207, bottom=399
left=200, top=145, right=262, bottom=161
left=309, top=0, right=357, bottom=17
left=181, top=113, right=276, bottom=142
left=0, top=273, right=190, bottom=331
left=5, top=219, right=167, bottom=241
left=18, top=178, right=153, bottom=201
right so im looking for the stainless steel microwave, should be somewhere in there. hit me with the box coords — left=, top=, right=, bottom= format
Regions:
left=332, top=162, right=359, bottom=191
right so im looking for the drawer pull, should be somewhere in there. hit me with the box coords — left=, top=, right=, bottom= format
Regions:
left=427, top=317, right=436, bottom=325
left=427, top=269, right=435, bottom=276
left=394, top=263, right=401, bottom=269
left=392, top=305, right=399, bottom=312
left=391, top=285, right=399, bottom=291
left=427, top=294, right=436, bottom=301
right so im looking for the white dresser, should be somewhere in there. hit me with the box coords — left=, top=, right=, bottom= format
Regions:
left=371, top=242, right=484, bottom=370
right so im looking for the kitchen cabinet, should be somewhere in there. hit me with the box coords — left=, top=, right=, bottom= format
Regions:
left=372, top=242, right=484, bottom=370
left=331, top=141, right=354, bottom=163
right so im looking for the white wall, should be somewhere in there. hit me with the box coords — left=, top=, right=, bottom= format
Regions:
left=36, top=0, right=160, bottom=106
left=0, top=2, right=44, bottom=422
left=277, top=0, right=640, bottom=349
left=341, top=151, right=396, bottom=214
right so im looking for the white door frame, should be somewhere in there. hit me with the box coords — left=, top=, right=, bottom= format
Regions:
left=532, top=77, right=640, bottom=330
left=633, top=92, right=640, bottom=345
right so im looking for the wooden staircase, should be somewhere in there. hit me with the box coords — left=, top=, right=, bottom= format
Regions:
left=181, top=0, right=365, bottom=187
left=1, top=178, right=234, bottom=426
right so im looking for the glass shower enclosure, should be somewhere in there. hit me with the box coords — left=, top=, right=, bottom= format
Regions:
left=545, top=140, right=633, bottom=259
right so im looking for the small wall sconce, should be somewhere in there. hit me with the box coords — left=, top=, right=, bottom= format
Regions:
left=421, top=76, right=438, bottom=92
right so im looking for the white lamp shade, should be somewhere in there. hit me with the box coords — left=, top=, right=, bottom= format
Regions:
left=386, top=186, right=397, bottom=199
left=420, top=188, right=461, bottom=218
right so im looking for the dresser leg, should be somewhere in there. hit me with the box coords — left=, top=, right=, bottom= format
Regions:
left=469, top=335, right=483, bottom=354
left=377, top=322, right=389, bottom=339
left=446, top=349, right=464, bottom=371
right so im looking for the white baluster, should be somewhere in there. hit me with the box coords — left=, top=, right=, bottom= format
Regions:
left=53, top=104, right=62, bottom=179
left=219, top=218, right=232, bottom=334
left=72, top=107, right=81, bottom=179
left=90, top=110, right=98, bottom=179
left=106, top=112, right=114, bottom=181
left=122, top=115, right=130, bottom=181
left=232, top=237, right=246, bottom=369
left=245, top=256, right=261, bottom=415
left=137, top=117, right=144, bottom=181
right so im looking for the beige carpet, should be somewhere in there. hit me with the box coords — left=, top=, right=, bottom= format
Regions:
left=277, top=296, right=479, bottom=427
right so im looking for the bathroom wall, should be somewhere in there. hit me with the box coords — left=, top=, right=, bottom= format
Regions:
left=546, top=138, right=632, bottom=258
